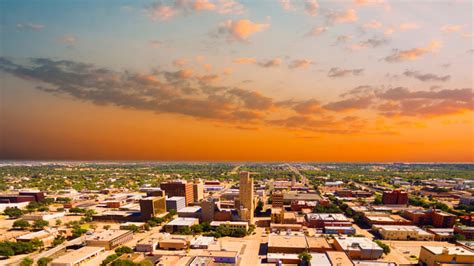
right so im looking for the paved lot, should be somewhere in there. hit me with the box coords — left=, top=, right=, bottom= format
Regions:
left=380, top=240, right=455, bottom=265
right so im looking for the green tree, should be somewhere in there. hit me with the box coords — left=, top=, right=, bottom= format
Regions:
left=38, top=257, right=53, bottom=266
left=55, top=219, right=62, bottom=226
left=255, top=200, right=264, bottom=213
left=13, top=219, right=30, bottom=230
left=115, top=246, right=134, bottom=256
left=191, top=224, right=203, bottom=233
left=20, top=257, right=33, bottom=266
left=102, top=254, right=119, bottom=266
left=53, top=235, right=66, bottom=247
left=3, top=207, right=23, bottom=218
left=374, top=240, right=390, bottom=254
left=33, top=219, right=49, bottom=229
left=0, top=242, right=14, bottom=257
left=298, top=251, right=312, bottom=262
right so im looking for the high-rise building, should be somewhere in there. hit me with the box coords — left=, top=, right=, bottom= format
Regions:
left=238, top=171, right=254, bottom=224
left=166, top=196, right=186, bottom=211
left=201, top=197, right=219, bottom=223
left=272, top=191, right=284, bottom=208
left=160, top=181, right=194, bottom=206
left=382, top=190, right=408, bottom=205
left=139, top=196, right=166, bottom=221
left=193, top=179, right=204, bottom=202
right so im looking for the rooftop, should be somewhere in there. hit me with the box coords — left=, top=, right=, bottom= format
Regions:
left=87, top=230, right=131, bottom=241
left=52, top=246, right=104, bottom=264
left=268, top=235, right=307, bottom=249
left=166, top=217, right=199, bottom=226
left=306, top=213, right=349, bottom=221
left=178, top=206, right=201, bottom=213
left=423, top=246, right=474, bottom=256
left=305, top=237, right=331, bottom=249
left=334, top=237, right=383, bottom=252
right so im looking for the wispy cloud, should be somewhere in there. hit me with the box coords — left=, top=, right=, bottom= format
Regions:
left=16, top=22, right=44, bottom=31
left=403, top=70, right=450, bottom=82
left=258, top=58, right=282, bottom=68
left=384, top=40, right=441, bottom=62
left=147, top=0, right=244, bottom=21
left=289, top=59, right=313, bottom=69
left=306, top=26, right=328, bottom=37
left=217, top=19, right=270, bottom=42
left=57, top=35, right=77, bottom=45
left=304, top=0, right=319, bottom=16
left=326, top=9, right=358, bottom=24
left=328, top=67, right=364, bottom=77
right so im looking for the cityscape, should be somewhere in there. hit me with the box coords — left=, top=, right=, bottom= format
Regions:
left=0, top=163, right=472, bottom=265
left=0, top=0, right=473, bottom=266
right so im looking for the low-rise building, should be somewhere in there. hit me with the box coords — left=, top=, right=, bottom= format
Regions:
left=326, top=251, right=354, bottom=266
left=364, top=212, right=412, bottom=226
left=177, top=206, right=201, bottom=220
left=324, top=226, right=356, bottom=235
left=209, top=221, right=249, bottom=232
left=50, top=246, right=105, bottom=266
left=86, top=230, right=133, bottom=250
left=427, top=228, right=454, bottom=241
left=16, top=229, right=57, bottom=247
left=164, top=217, right=199, bottom=233
left=305, top=213, right=351, bottom=228
left=190, top=236, right=215, bottom=249
left=418, top=246, right=474, bottom=266
left=333, top=236, right=383, bottom=260
left=373, top=225, right=434, bottom=241
left=23, top=212, right=65, bottom=221
left=159, top=236, right=190, bottom=250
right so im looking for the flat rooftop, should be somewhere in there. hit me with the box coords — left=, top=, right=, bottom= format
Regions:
left=268, top=235, right=307, bottom=249
left=87, top=230, right=131, bottom=241
left=306, top=213, right=349, bottom=221
left=326, top=251, right=354, bottom=266
left=335, top=237, right=383, bottom=252
left=178, top=206, right=201, bottom=213
left=306, top=237, right=331, bottom=249
left=52, top=246, right=104, bottom=264
left=166, top=217, right=199, bottom=226
left=423, top=246, right=474, bottom=256
left=375, top=225, right=433, bottom=235
left=310, top=253, right=331, bottom=266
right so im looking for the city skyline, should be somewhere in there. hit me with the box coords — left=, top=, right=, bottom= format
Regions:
left=0, top=0, right=473, bottom=162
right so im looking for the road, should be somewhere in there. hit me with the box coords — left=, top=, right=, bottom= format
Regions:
left=286, top=163, right=307, bottom=185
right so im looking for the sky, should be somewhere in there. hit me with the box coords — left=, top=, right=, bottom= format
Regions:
left=0, top=0, right=473, bottom=162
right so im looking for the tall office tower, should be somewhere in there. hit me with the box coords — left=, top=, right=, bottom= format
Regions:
left=193, top=179, right=204, bottom=202
left=291, top=175, right=296, bottom=187
left=239, top=171, right=254, bottom=223
left=160, top=181, right=194, bottom=206
left=201, top=197, right=218, bottom=223
left=139, top=196, right=166, bottom=220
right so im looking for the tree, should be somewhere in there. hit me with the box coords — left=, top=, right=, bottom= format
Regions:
left=33, top=219, right=49, bottom=229
left=374, top=240, right=390, bottom=254
left=127, top=224, right=139, bottom=233
left=20, top=257, right=33, bottom=266
left=104, top=224, right=111, bottom=230
left=13, top=219, right=30, bottom=230
left=255, top=200, right=264, bottom=213
left=53, top=235, right=66, bottom=247
left=0, top=242, right=14, bottom=257
left=191, top=224, right=203, bottom=233
left=115, top=246, right=134, bottom=256
left=38, top=257, right=53, bottom=266
left=102, top=254, right=119, bottom=266
left=3, top=207, right=23, bottom=218
left=298, top=251, right=312, bottom=262
left=55, top=219, right=62, bottom=226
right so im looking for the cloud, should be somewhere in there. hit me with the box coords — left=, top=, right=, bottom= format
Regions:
left=328, top=67, right=364, bottom=77
left=326, top=9, right=358, bottom=24
left=289, top=59, right=313, bottom=69
left=149, top=40, right=162, bottom=48
left=233, top=57, right=257, bottom=64
left=1, top=57, right=470, bottom=135
left=148, top=3, right=176, bottom=21
left=57, top=35, right=77, bottom=45
left=193, top=0, right=216, bottom=10
left=384, top=27, right=395, bottom=36
left=16, top=23, right=44, bottom=31
left=384, top=40, right=441, bottom=62
left=279, top=0, right=295, bottom=11
left=361, top=37, right=389, bottom=47
left=399, top=22, right=420, bottom=31
left=353, top=0, right=391, bottom=10
left=147, top=0, right=244, bottom=21
left=306, top=26, right=328, bottom=37
left=403, top=70, right=450, bottom=82
left=258, top=58, right=282, bottom=68
left=173, top=59, right=187, bottom=67
left=364, top=20, right=382, bottom=29
left=218, top=19, right=270, bottom=42
left=304, top=0, right=319, bottom=16
left=440, top=24, right=464, bottom=33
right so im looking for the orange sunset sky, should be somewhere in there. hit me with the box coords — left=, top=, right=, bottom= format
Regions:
left=0, top=0, right=473, bottom=161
